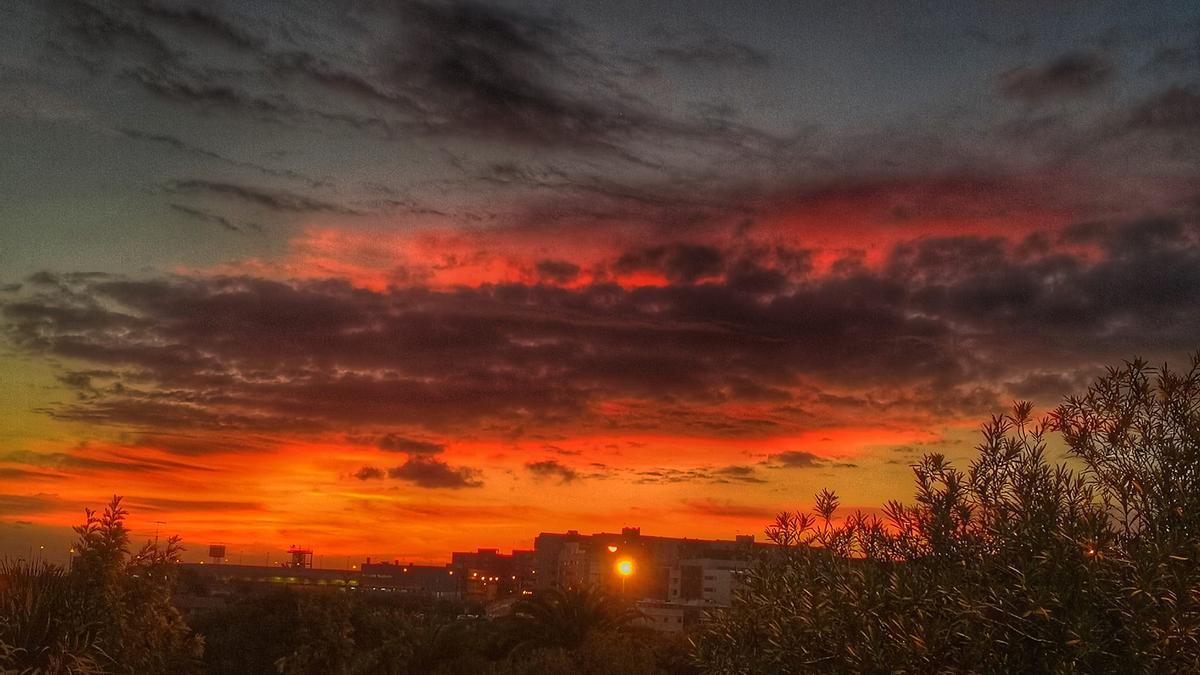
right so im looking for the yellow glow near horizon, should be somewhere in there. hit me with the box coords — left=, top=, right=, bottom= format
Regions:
left=616, top=558, right=633, bottom=576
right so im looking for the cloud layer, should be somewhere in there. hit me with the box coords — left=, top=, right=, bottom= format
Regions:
left=6, top=216, right=1199, bottom=446
left=2, top=0, right=1200, bottom=561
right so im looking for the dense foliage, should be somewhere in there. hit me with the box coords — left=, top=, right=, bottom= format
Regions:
left=194, top=585, right=690, bottom=674
left=0, top=496, right=202, bottom=674
left=695, top=355, right=1200, bottom=673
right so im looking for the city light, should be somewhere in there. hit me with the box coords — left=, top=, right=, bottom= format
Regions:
left=616, top=557, right=634, bottom=594
left=607, top=545, right=618, bottom=553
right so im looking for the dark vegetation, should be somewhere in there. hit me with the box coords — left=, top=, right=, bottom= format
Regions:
left=2, top=354, right=1198, bottom=673
left=697, top=355, right=1200, bottom=673
left=190, top=585, right=688, bottom=674
left=0, top=498, right=201, bottom=673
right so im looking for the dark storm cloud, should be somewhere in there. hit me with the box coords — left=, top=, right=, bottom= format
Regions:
left=387, top=457, right=483, bottom=489
left=55, top=369, right=115, bottom=393
left=535, top=260, right=581, bottom=284
left=680, top=498, right=774, bottom=519
left=46, top=0, right=175, bottom=68
left=134, top=2, right=264, bottom=51
left=354, top=465, right=385, bottom=481
left=764, top=451, right=825, bottom=469
left=165, top=179, right=361, bottom=215
left=5, top=218, right=1200, bottom=439
left=634, top=464, right=766, bottom=485
left=711, top=465, right=767, bottom=484
left=999, top=52, right=1113, bottom=102
left=374, top=0, right=769, bottom=152
left=377, top=434, right=445, bottom=455
left=122, top=65, right=296, bottom=117
left=45, top=0, right=291, bottom=118
left=525, top=459, right=579, bottom=483
left=1006, top=371, right=1093, bottom=402
left=614, top=243, right=725, bottom=282
left=119, top=128, right=324, bottom=187
left=121, top=60, right=404, bottom=136
left=1128, top=86, right=1200, bottom=130
left=169, top=203, right=246, bottom=233
left=38, top=0, right=779, bottom=161
left=471, top=159, right=750, bottom=228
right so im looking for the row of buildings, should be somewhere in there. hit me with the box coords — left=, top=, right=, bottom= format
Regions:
left=181, top=527, right=767, bottom=632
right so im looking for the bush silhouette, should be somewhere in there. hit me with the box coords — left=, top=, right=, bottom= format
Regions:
left=0, top=496, right=201, bottom=674
left=694, top=354, right=1200, bottom=674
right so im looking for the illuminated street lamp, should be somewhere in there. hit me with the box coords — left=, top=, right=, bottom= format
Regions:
left=607, top=545, right=618, bottom=553
left=616, top=558, right=634, bottom=594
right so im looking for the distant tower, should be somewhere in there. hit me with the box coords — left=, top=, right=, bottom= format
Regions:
left=208, top=544, right=227, bottom=564
left=287, top=546, right=313, bottom=569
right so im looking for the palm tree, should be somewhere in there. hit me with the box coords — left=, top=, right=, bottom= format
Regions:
left=0, top=558, right=105, bottom=674
left=503, top=586, right=642, bottom=656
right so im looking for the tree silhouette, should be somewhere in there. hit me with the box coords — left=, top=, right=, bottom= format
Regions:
left=503, top=586, right=643, bottom=656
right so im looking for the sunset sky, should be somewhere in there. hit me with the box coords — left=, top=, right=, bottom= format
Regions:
left=2, top=0, right=1199, bottom=564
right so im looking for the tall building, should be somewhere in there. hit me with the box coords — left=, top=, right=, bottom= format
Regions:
left=450, top=547, right=536, bottom=600
left=532, top=528, right=768, bottom=632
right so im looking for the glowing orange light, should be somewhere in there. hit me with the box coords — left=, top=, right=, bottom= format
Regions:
left=607, top=545, right=618, bottom=553
left=616, top=559, right=634, bottom=576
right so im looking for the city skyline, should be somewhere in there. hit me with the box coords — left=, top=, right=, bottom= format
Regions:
left=3, top=1, right=1200, bottom=563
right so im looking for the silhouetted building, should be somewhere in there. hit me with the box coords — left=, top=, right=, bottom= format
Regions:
left=177, top=530, right=767, bottom=632
left=359, top=561, right=461, bottom=597
left=451, top=547, right=535, bottom=600
left=532, top=528, right=769, bottom=631
left=286, top=546, right=313, bottom=569
left=180, top=562, right=359, bottom=594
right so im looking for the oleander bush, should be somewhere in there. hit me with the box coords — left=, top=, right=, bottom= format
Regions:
left=695, top=355, right=1200, bottom=674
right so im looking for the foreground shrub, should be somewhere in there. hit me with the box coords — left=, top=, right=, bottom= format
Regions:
left=0, top=558, right=104, bottom=673
left=211, top=585, right=691, bottom=675
left=0, top=497, right=202, bottom=674
left=695, top=355, right=1200, bottom=674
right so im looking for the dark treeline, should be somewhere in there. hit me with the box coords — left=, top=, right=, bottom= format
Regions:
left=2, top=354, right=1198, bottom=674
left=192, top=585, right=693, bottom=674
